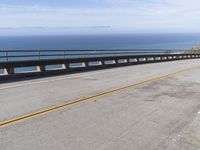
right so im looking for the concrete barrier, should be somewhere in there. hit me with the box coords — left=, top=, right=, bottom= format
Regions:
left=0, top=53, right=200, bottom=80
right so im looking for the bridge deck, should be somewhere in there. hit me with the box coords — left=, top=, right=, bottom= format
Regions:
left=0, top=59, right=200, bottom=150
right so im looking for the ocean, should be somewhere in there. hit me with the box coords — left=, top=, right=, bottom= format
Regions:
left=0, top=33, right=200, bottom=50
left=0, top=33, right=200, bottom=74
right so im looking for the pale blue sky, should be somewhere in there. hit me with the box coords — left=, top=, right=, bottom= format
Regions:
left=0, top=0, right=200, bottom=35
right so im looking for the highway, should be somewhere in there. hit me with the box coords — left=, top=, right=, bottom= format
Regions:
left=0, top=59, right=200, bottom=150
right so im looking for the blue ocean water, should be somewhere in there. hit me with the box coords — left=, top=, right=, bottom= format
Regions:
left=0, top=33, right=200, bottom=74
left=0, top=33, right=200, bottom=50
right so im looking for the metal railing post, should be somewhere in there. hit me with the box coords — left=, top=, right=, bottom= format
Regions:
left=38, top=50, right=41, bottom=60
left=6, top=51, right=8, bottom=62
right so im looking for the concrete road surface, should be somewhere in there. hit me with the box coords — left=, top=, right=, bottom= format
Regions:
left=0, top=59, right=200, bottom=150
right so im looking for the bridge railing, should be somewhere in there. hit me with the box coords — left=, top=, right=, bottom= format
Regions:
left=0, top=49, right=199, bottom=79
left=0, top=49, right=185, bottom=62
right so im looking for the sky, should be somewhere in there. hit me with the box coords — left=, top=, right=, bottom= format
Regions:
left=0, top=0, right=200, bottom=35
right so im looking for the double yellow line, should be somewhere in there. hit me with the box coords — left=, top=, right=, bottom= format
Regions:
left=0, top=66, right=198, bottom=128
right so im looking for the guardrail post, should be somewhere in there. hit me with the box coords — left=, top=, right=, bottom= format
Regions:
left=124, top=59, right=128, bottom=63
left=62, top=63, right=69, bottom=69
left=64, top=51, right=66, bottom=59
left=111, top=60, right=116, bottom=64
left=85, top=62, right=89, bottom=67
left=4, top=67, right=14, bottom=75
left=5, top=51, right=8, bottom=62
left=161, top=57, right=166, bottom=61
left=127, top=59, right=130, bottom=63
left=99, top=59, right=105, bottom=65
left=101, top=60, right=105, bottom=65
left=115, top=59, right=119, bottom=64
left=38, top=50, right=41, bottom=60
left=37, top=65, right=45, bottom=72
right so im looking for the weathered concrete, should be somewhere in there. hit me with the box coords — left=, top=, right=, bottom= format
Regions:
left=0, top=53, right=200, bottom=80
left=3, top=68, right=14, bottom=75
left=36, top=65, right=46, bottom=72
left=0, top=59, right=200, bottom=150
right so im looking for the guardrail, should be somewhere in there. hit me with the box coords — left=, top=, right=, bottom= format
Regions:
left=0, top=49, right=184, bottom=62
left=0, top=49, right=199, bottom=79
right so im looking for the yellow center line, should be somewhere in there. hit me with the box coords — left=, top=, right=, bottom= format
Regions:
left=0, top=66, right=198, bottom=128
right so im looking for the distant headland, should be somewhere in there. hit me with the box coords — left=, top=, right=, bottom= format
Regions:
left=192, top=44, right=200, bottom=50
left=187, top=44, right=200, bottom=53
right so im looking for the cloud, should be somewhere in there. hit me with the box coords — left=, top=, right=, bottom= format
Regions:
left=1, top=0, right=200, bottom=34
